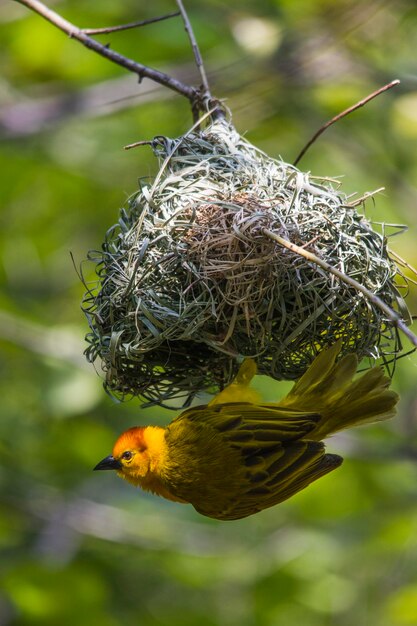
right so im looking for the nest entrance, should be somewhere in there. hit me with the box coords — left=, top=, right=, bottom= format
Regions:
left=83, top=120, right=410, bottom=407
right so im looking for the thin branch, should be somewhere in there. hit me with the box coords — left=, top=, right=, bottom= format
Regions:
left=124, top=140, right=154, bottom=151
left=346, top=187, right=385, bottom=207
left=82, top=12, right=180, bottom=36
left=263, top=229, right=417, bottom=348
left=14, top=0, right=197, bottom=103
left=293, top=79, right=400, bottom=166
left=390, top=249, right=417, bottom=287
left=176, top=0, right=211, bottom=97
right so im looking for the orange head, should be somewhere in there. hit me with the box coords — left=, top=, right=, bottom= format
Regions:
left=94, top=427, right=150, bottom=484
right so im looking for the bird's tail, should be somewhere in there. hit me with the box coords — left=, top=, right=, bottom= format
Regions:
left=278, top=342, right=398, bottom=440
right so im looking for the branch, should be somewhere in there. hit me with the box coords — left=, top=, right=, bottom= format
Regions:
left=293, top=80, right=400, bottom=166
left=176, top=0, right=210, bottom=97
left=83, top=12, right=180, bottom=36
left=14, top=0, right=197, bottom=104
left=263, top=229, right=417, bottom=348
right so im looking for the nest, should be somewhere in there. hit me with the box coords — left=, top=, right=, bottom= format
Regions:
left=83, top=119, right=411, bottom=407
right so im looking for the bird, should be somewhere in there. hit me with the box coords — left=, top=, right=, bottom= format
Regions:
left=94, top=342, right=398, bottom=520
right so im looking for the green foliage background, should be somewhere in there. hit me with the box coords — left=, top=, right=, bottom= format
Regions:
left=1, top=1, right=417, bottom=625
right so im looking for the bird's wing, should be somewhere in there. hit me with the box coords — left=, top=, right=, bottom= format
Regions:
left=194, top=439, right=342, bottom=520
left=176, top=402, right=322, bottom=446
left=167, top=403, right=341, bottom=520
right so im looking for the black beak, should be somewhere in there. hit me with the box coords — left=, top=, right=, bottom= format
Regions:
left=93, top=455, right=122, bottom=471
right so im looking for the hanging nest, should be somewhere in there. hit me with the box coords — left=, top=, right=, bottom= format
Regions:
left=83, top=119, right=411, bottom=407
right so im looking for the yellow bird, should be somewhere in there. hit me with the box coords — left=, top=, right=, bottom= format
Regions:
left=94, top=343, right=398, bottom=520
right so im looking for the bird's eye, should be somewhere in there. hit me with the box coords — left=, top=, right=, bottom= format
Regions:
left=122, top=451, right=133, bottom=461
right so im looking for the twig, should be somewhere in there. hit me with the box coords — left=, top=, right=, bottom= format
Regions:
left=263, top=228, right=417, bottom=348
left=14, top=0, right=197, bottom=104
left=389, top=249, right=417, bottom=287
left=124, top=140, right=154, bottom=151
left=176, top=0, right=210, bottom=98
left=293, top=80, right=400, bottom=166
left=345, top=187, right=385, bottom=207
left=82, top=12, right=180, bottom=36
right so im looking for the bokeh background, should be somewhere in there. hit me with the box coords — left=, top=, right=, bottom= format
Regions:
left=2, top=1, right=417, bottom=624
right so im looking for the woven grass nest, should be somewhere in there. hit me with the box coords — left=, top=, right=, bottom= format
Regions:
left=83, top=118, right=411, bottom=407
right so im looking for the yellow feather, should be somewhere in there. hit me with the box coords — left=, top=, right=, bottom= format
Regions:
left=208, top=359, right=261, bottom=406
